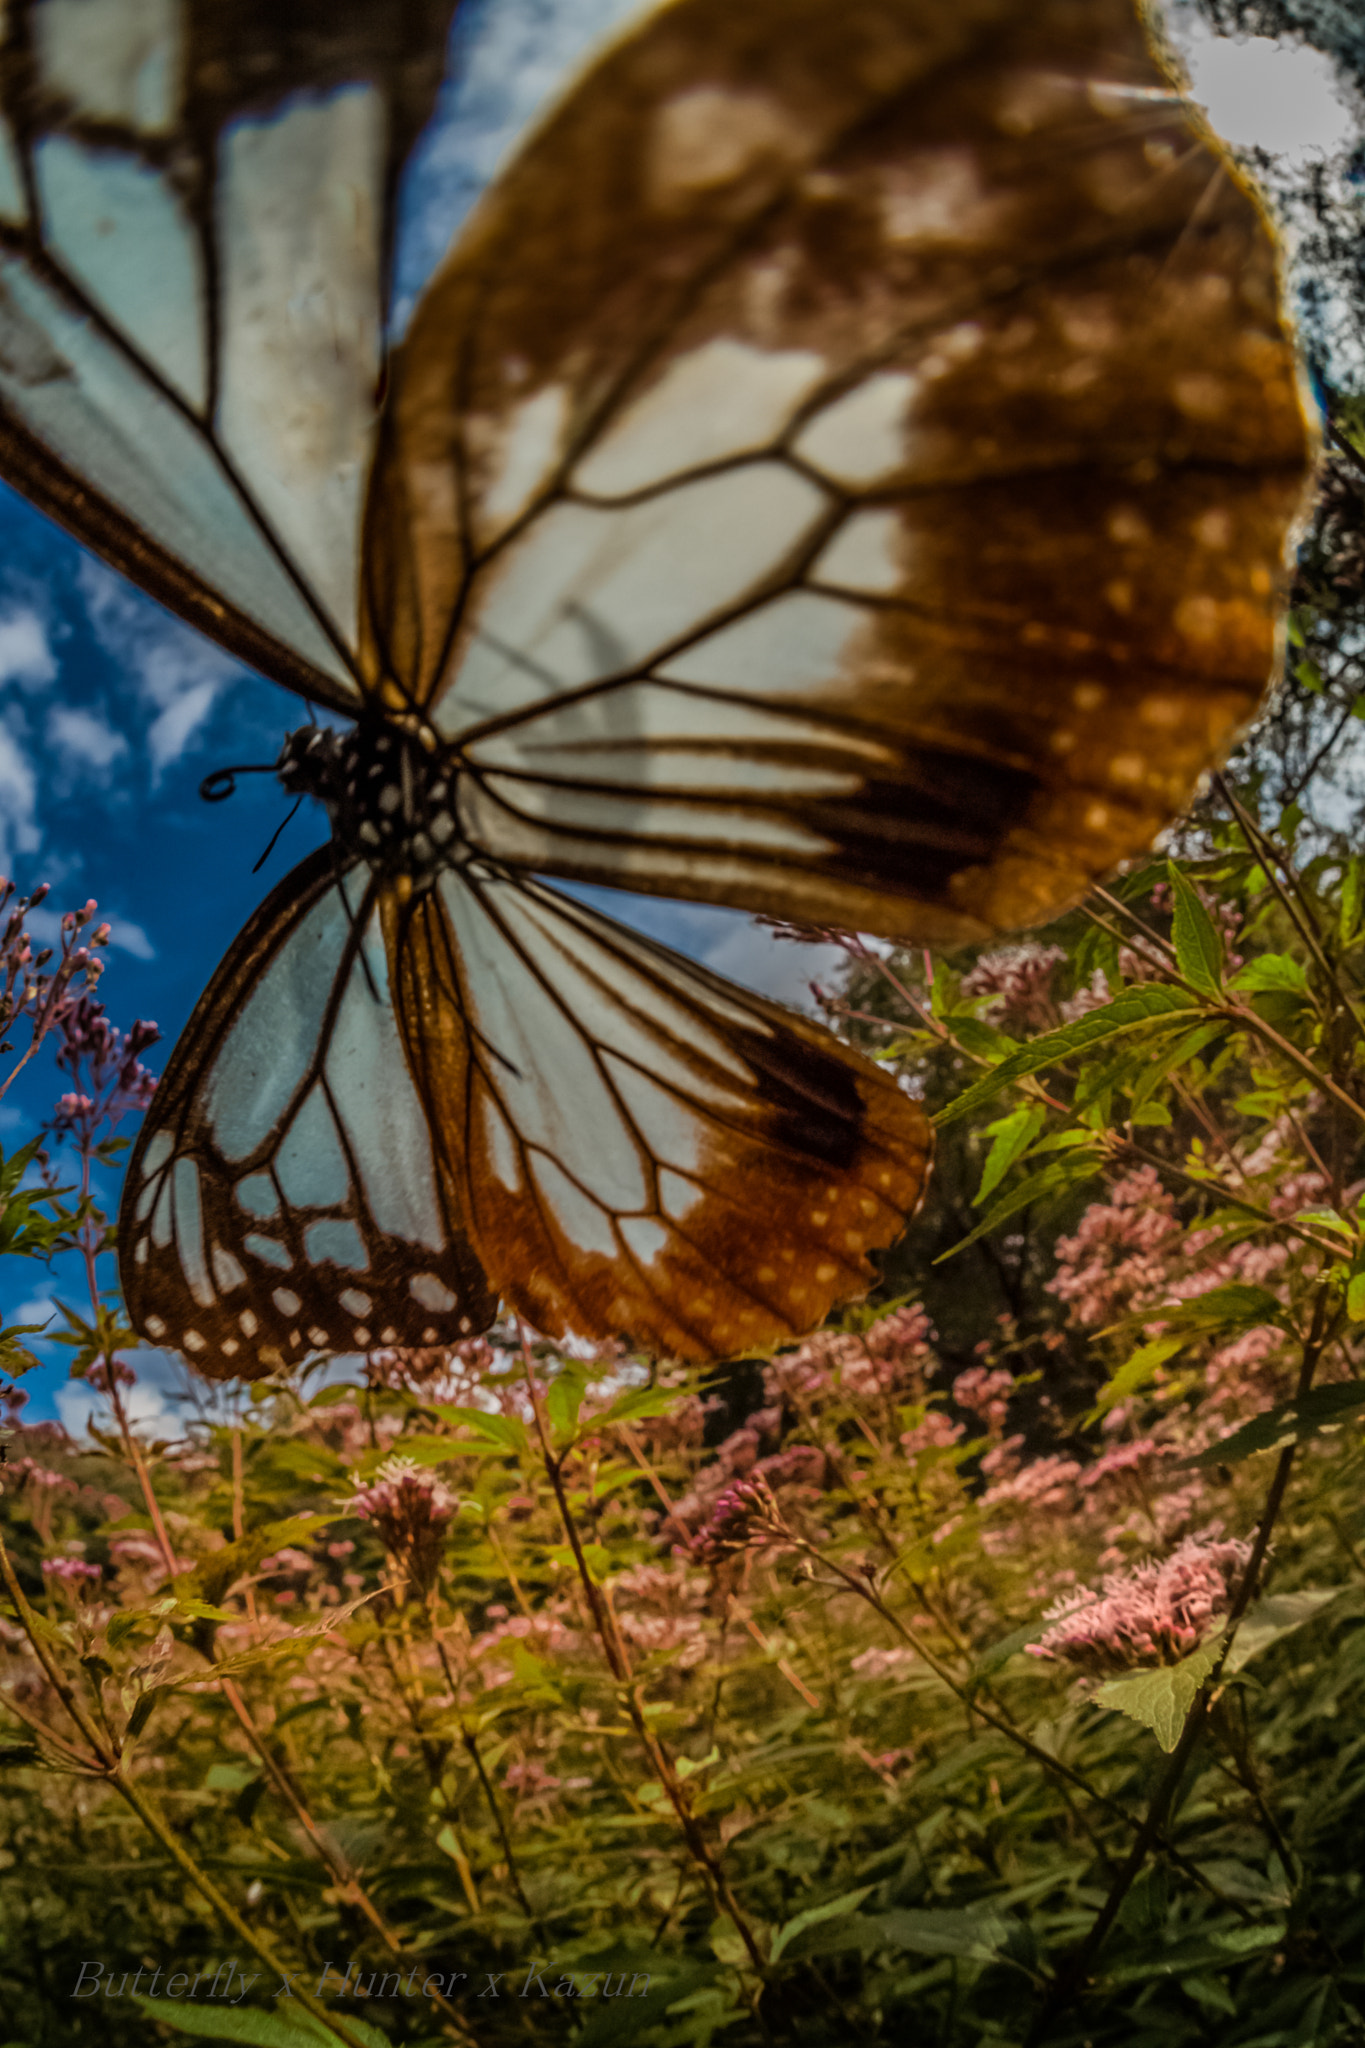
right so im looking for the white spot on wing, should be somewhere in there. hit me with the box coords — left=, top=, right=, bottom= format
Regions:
left=244, top=1232, right=291, bottom=1270
left=142, top=1131, right=173, bottom=1177
left=410, top=1273, right=457, bottom=1312
left=36, top=137, right=205, bottom=405
left=659, top=1169, right=703, bottom=1222
left=480, top=1090, right=522, bottom=1192
left=173, top=1157, right=212, bottom=1309
left=218, top=85, right=383, bottom=643
left=795, top=372, right=917, bottom=488
left=531, top=1155, right=618, bottom=1258
left=305, top=1218, right=368, bottom=1269
left=574, top=340, right=825, bottom=498
left=601, top=1056, right=705, bottom=1173
left=441, top=462, right=829, bottom=729
left=35, top=0, right=182, bottom=132
left=212, top=1246, right=246, bottom=1293
left=478, top=383, right=568, bottom=536
left=813, top=510, right=906, bottom=595
left=658, top=589, right=870, bottom=699
left=235, top=1173, right=279, bottom=1219
left=620, top=1215, right=670, bottom=1266
left=276, top=1084, right=351, bottom=1210
left=272, top=1287, right=302, bottom=1317
left=339, top=1287, right=372, bottom=1317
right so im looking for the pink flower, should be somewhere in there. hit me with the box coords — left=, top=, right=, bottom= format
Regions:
left=953, top=1367, right=1014, bottom=1433
left=41, top=1556, right=101, bottom=1587
left=1049, top=1169, right=1181, bottom=1328
left=349, top=1457, right=457, bottom=1599
left=961, top=943, right=1065, bottom=1031
left=1029, top=1533, right=1255, bottom=1677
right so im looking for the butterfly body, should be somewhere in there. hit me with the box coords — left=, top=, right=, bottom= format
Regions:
left=278, top=720, right=470, bottom=895
left=0, top=0, right=1312, bottom=1375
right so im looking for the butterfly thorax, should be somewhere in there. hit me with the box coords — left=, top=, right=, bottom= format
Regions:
left=277, top=722, right=463, bottom=889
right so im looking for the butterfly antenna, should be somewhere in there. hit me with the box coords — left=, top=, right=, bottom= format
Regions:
left=251, top=794, right=305, bottom=875
left=199, top=762, right=276, bottom=803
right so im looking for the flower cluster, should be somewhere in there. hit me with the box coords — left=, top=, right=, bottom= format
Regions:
left=349, top=1457, right=458, bottom=1599
left=961, top=943, right=1065, bottom=1031
left=42, top=997, right=159, bottom=1148
left=691, top=1474, right=788, bottom=1565
left=1029, top=1534, right=1256, bottom=1678
left=0, top=881, right=110, bottom=1098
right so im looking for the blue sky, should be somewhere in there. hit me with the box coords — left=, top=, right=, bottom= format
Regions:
left=1, top=0, right=1358, bottom=1431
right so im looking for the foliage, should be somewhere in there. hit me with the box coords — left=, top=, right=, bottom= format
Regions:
left=7, top=775, right=1365, bottom=2048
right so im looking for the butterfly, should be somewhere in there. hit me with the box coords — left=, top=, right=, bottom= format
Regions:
left=0, top=0, right=1311, bottom=1376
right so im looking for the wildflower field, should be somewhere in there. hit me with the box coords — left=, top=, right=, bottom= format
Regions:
left=10, top=671, right=1365, bottom=2048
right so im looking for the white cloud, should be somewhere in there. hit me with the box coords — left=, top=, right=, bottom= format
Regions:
left=703, top=919, right=846, bottom=1010
left=1173, top=14, right=1357, bottom=165
left=0, top=717, right=39, bottom=880
left=392, top=0, right=649, bottom=334
left=57, top=1368, right=174, bottom=1440
left=77, top=558, right=241, bottom=779
left=146, top=677, right=220, bottom=771
left=47, top=701, right=129, bottom=776
left=0, top=606, right=56, bottom=690
left=106, top=917, right=154, bottom=960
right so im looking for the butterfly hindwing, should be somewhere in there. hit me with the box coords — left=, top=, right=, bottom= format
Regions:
left=363, top=0, right=1313, bottom=943
left=118, top=845, right=496, bottom=1378
left=387, top=867, right=933, bottom=1361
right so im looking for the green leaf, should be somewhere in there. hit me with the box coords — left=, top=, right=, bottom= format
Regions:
left=597, top=1383, right=684, bottom=1428
left=1128, top=1022, right=1226, bottom=1111
left=968, top=1617, right=1056, bottom=1685
left=1091, top=1333, right=1189, bottom=1419
left=974, top=1105, right=1046, bottom=1206
left=1341, top=857, right=1364, bottom=944
left=1092, top=1640, right=1219, bottom=1751
left=546, top=1366, right=587, bottom=1445
left=1183, top=1382, right=1365, bottom=1467
left=191, top=1515, right=335, bottom=1609
left=935, top=1149, right=1103, bottom=1262
left=869, top=1907, right=1013, bottom=1962
left=771, top=1886, right=874, bottom=1962
left=935, top=985, right=1199, bottom=1127
left=132, top=1997, right=388, bottom=2047
left=1122, top=1282, right=1284, bottom=1338
left=1348, top=1273, right=1365, bottom=1323
left=429, top=1405, right=528, bottom=1453
left=1168, top=862, right=1224, bottom=996
left=1224, top=1588, right=1346, bottom=1674
left=1230, top=954, right=1310, bottom=996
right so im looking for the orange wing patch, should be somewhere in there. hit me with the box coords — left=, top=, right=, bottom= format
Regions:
left=386, top=867, right=931, bottom=1360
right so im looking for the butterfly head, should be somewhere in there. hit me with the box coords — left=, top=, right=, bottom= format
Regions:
left=277, top=719, right=464, bottom=891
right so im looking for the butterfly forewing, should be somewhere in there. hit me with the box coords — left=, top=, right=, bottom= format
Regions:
left=388, top=868, right=932, bottom=1361
left=363, top=0, right=1313, bottom=943
left=119, top=846, right=496, bottom=1379
left=0, top=0, right=459, bottom=710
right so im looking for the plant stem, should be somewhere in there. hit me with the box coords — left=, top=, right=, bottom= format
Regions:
left=431, top=1630, right=536, bottom=1923
left=111, top=1764, right=376, bottom=2048
left=1024, top=1288, right=1335, bottom=2044
left=518, top=1326, right=769, bottom=1977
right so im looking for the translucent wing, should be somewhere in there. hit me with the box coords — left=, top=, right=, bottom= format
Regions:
left=118, top=846, right=496, bottom=1379
left=387, top=866, right=932, bottom=1361
left=363, top=0, right=1314, bottom=943
left=0, top=0, right=457, bottom=710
